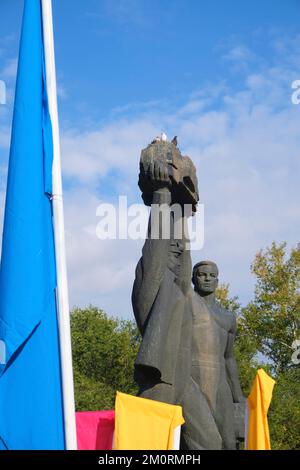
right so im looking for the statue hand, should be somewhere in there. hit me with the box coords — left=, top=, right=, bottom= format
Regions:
left=168, top=240, right=184, bottom=276
left=146, top=160, right=171, bottom=192
left=234, top=400, right=246, bottom=441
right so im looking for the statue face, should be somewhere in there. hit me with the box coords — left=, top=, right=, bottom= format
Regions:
left=194, top=264, right=218, bottom=295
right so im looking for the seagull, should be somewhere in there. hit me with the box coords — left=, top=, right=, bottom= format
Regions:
left=161, top=132, right=168, bottom=142
left=151, top=136, right=161, bottom=144
left=171, top=136, right=178, bottom=146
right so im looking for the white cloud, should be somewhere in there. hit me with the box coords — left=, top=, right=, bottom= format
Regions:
left=58, top=37, right=300, bottom=316
left=61, top=119, right=160, bottom=185
left=223, top=45, right=254, bottom=63
left=1, top=57, right=17, bottom=80
left=1, top=34, right=300, bottom=319
left=63, top=187, right=143, bottom=316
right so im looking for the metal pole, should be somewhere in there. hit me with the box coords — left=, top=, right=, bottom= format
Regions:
left=41, top=0, right=77, bottom=450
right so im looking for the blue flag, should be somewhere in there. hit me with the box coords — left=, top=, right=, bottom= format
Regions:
left=0, top=0, right=65, bottom=449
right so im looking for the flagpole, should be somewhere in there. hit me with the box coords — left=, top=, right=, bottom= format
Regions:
left=41, top=0, right=77, bottom=450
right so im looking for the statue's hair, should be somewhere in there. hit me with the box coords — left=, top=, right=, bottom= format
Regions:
left=192, top=260, right=219, bottom=285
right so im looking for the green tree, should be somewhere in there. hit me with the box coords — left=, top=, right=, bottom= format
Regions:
left=268, top=367, right=300, bottom=450
left=239, top=363, right=300, bottom=450
left=242, top=242, right=300, bottom=449
left=71, top=306, right=140, bottom=411
left=243, top=242, right=300, bottom=374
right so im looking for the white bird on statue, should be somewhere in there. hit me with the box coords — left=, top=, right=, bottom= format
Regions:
left=151, top=136, right=161, bottom=144
left=161, top=132, right=168, bottom=142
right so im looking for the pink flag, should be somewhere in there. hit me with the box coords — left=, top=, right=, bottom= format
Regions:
left=76, top=410, right=115, bottom=450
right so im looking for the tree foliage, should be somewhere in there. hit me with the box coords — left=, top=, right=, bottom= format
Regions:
left=268, top=367, right=300, bottom=450
left=71, top=306, right=140, bottom=411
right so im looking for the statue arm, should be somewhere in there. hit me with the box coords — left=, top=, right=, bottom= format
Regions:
left=132, top=157, right=193, bottom=332
left=225, top=315, right=246, bottom=443
left=132, top=186, right=172, bottom=334
left=225, top=316, right=244, bottom=403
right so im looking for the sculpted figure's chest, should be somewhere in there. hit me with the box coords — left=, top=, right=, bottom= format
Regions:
left=191, top=292, right=233, bottom=360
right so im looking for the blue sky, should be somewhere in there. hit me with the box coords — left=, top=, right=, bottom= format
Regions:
left=0, top=0, right=300, bottom=318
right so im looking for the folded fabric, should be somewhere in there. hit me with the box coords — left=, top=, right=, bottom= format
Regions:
left=76, top=410, right=115, bottom=450
left=246, top=369, right=276, bottom=450
left=115, top=392, right=184, bottom=450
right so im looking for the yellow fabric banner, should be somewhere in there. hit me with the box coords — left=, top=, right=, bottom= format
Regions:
left=247, top=368, right=276, bottom=450
left=115, top=392, right=185, bottom=450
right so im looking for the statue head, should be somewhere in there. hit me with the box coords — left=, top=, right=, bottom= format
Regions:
left=192, top=260, right=219, bottom=296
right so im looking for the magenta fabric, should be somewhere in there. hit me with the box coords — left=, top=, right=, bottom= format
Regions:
left=76, top=410, right=115, bottom=450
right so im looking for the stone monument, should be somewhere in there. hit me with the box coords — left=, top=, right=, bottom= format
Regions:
left=132, top=138, right=244, bottom=449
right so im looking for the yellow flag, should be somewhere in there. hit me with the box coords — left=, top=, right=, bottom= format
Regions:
left=115, top=392, right=185, bottom=450
left=247, top=369, right=276, bottom=450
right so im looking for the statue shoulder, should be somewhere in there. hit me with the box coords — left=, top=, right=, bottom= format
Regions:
left=190, top=288, right=206, bottom=305
left=215, top=302, right=237, bottom=332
